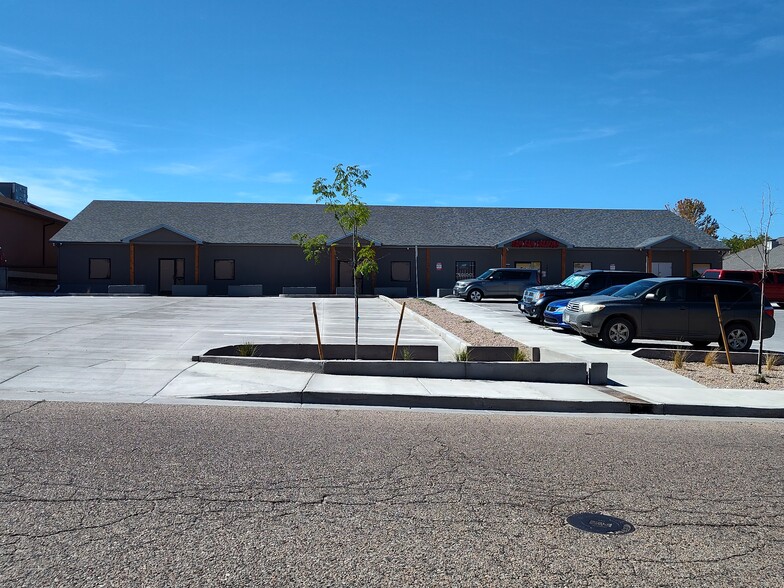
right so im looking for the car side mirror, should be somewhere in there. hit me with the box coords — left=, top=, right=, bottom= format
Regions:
left=644, top=293, right=656, bottom=301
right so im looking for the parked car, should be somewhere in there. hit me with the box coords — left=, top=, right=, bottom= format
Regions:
left=701, top=268, right=784, bottom=303
left=453, top=268, right=540, bottom=302
left=519, top=270, right=655, bottom=322
left=562, top=277, right=775, bottom=351
left=543, top=284, right=626, bottom=330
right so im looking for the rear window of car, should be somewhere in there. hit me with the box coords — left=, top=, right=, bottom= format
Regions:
left=502, top=270, right=532, bottom=280
left=614, top=279, right=658, bottom=299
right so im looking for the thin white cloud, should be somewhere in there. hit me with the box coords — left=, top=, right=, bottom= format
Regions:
left=0, top=44, right=101, bottom=79
left=150, top=159, right=294, bottom=184
left=508, top=127, right=619, bottom=155
left=608, top=155, right=645, bottom=168
left=731, top=34, right=784, bottom=62
left=0, top=117, right=43, bottom=130
left=148, top=163, right=203, bottom=176
left=0, top=116, right=118, bottom=152
left=0, top=165, right=135, bottom=218
left=63, top=132, right=118, bottom=153
left=257, top=171, right=294, bottom=184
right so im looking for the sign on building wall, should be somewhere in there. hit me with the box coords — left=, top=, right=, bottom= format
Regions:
left=509, top=239, right=560, bottom=248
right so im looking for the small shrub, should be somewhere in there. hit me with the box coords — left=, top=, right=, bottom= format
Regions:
left=237, top=342, right=257, bottom=357
left=454, top=347, right=471, bottom=362
left=765, top=353, right=779, bottom=372
left=401, top=347, right=413, bottom=361
left=704, top=350, right=718, bottom=368
left=672, top=349, right=686, bottom=369
left=511, top=348, right=528, bottom=362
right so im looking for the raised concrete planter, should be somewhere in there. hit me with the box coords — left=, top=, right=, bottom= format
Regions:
left=56, top=283, right=107, bottom=294
left=374, top=287, right=408, bottom=297
left=437, top=288, right=453, bottom=298
left=108, top=284, right=147, bottom=294
left=281, top=286, right=317, bottom=295
left=205, top=343, right=439, bottom=361
left=172, top=285, right=208, bottom=297
left=0, top=267, right=6, bottom=290
left=195, top=354, right=595, bottom=384
left=228, top=284, right=263, bottom=297
left=464, top=346, right=520, bottom=362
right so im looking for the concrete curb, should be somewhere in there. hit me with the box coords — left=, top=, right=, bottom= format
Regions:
left=194, top=390, right=784, bottom=418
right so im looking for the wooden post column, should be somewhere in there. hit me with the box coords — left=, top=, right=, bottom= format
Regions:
left=684, top=249, right=691, bottom=277
left=330, top=246, right=336, bottom=293
left=501, top=247, right=507, bottom=268
left=425, top=248, right=431, bottom=296
left=561, top=247, right=566, bottom=281
left=646, top=249, right=653, bottom=273
left=194, top=244, right=200, bottom=284
left=129, top=243, right=135, bottom=285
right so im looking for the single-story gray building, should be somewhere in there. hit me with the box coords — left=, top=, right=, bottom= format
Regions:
left=723, top=237, right=784, bottom=271
left=51, top=201, right=727, bottom=296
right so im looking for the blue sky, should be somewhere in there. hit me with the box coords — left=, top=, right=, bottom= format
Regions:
left=2, top=0, right=782, bottom=238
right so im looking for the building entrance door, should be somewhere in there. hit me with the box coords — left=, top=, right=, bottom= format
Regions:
left=338, top=260, right=364, bottom=293
left=651, top=262, right=673, bottom=277
left=159, top=258, right=185, bottom=295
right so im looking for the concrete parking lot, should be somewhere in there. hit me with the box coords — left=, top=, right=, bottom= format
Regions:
left=0, top=296, right=452, bottom=403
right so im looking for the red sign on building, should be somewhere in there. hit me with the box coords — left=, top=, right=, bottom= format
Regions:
left=509, top=239, right=560, bottom=248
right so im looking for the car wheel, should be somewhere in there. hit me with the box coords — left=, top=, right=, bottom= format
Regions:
left=600, top=317, right=635, bottom=348
left=688, top=341, right=710, bottom=349
left=467, top=289, right=483, bottom=302
left=723, top=323, right=753, bottom=352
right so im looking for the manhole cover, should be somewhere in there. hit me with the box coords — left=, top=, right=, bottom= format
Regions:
left=566, top=512, right=634, bottom=535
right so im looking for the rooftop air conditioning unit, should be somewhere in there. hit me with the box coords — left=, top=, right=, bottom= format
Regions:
left=0, top=182, right=28, bottom=204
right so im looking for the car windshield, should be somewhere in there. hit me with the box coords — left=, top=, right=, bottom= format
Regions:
left=560, top=274, right=587, bottom=288
left=595, top=285, right=624, bottom=297
left=476, top=269, right=494, bottom=280
left=613, top=279, right=658, bottom=299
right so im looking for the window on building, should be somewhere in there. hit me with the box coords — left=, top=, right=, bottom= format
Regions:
left=455, top=261, right=475, bottom=281
left=515, top=261, right=541, bottom=270
left=89, top=258, right=111, bottom=279
left=692, top=263, right=711, bottom=277
left=573, top=262, right=592, bottom=272
left=214, top=259, right=235, bottom=280
left=390, top=261, right=411, bottom=282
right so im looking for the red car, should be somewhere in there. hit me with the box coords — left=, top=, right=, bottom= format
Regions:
left=701, top=269, right=784, bottom=303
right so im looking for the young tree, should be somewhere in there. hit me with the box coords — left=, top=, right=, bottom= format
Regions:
left=666, top=198, right=720, bottom=237
left=293, top=164, right=378, bottom=358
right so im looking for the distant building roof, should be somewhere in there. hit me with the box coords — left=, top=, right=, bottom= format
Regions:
left=51, top=200, right=728, bottom=250
left=0, top=192, right=69, bottom=223
left=723, top=237, right=784, bottom=270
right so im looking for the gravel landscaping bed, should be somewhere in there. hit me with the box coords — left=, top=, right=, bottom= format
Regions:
left=400, top=298, right=530, bottom=354
left=402, top=298, right=784, bottom=390
left=644, top=358, right=784, bottom=390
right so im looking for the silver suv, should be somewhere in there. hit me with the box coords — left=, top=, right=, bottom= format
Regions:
left=453, top=268, right=540, bottom=302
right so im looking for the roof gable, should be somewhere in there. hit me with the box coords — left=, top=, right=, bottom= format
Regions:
left=122, top=224, right=203, bottom=244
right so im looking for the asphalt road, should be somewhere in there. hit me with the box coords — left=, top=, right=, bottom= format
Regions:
left=2, top=400, right=782, bottom=587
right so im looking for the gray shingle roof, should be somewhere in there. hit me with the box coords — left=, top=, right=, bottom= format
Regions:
left=723, top=239, right=784, bottom=270
left=51, top=200, right=728, bottom=250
